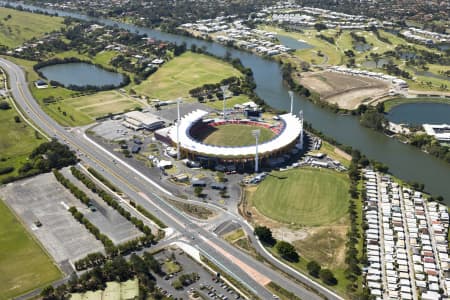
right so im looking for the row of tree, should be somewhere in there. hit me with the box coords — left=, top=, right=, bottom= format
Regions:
left=70, top=167, right=154, bottom=237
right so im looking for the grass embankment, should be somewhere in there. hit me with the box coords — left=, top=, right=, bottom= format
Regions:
left=383, top=97, right=450, bottom=112
left=252, top=168, right=349, bottom=226
left=133, top=51, right=243, bottom=100
left=0, top=73, right=43, bottom=181
left=0, top=7, right=64, bottom=48
left=0, top=200, right=61, bottom=300
left=201, top=124, right=275, bottom=147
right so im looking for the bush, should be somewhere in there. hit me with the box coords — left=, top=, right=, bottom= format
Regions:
left=276, top=241, right=299, bottom=262
left=0, top=166, right=14, bottom=175
left=307, top=260, right=321, bottom=278
left=254, top=226, right=276, bottom=246
left=319, top=269, right=338, bottom=286
left=0, top=101, right=11, bottom=110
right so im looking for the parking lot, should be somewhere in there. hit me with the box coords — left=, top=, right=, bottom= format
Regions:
left=154, top=248, right=242, bottom=300
left=0, top=173, right=104, bottom=265
left=60, top=168, right=143, bottom=245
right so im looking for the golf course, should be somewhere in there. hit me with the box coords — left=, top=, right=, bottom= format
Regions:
left=251, top=168, right=349, bottom=226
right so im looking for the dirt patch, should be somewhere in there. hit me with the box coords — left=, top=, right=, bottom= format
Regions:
left=293, top=225, right=348, bottom=269
left=296, top=71, right=390, bottom=109
left=241, top=187, right=348, bottom=268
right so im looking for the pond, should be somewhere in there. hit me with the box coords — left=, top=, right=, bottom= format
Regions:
left=354, top=42, right=371, bottom=52
left=387, top=102, right=450, bottom=125
left=361, top=58, right=390, bottom=69
left=277, top=34, right=312, bottom=50
left=415, top=70, right=450, bottom=81
left=38, top=62, right=125, bottom=88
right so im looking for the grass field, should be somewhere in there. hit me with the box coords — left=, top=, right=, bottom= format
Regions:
left=199, top=124, right=275, bottom=147
left=383, top=97, right=450, bottom=112
left=134, top=51, right=243, bottom=100
left=0, top=200, right=61, bottom=300
left=0, top=7, right=64, bottom=48
left=205, top=94, right=250, bottom=110
left=252, top=168, right=349, bottom=226
left=46, top=90, right=141, bottom=126
left=0, top=91, right=43, bottom=182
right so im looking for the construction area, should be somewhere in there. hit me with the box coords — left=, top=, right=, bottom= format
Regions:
left=296, top=71, right=391, bottom=109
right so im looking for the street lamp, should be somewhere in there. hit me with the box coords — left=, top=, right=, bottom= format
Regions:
left=252, top=129, right=260, bottom=173
left=176, top=97, right=181, bottom=160
left=288, top=90, right=294, bottom=114
left=298, top=110, right=304, bottom=150
left=221, top=85, right=229, bottom=120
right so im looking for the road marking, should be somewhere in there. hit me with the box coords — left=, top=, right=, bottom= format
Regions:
left=138, top=192, right=185, bottom=228
left=202, top=237, right=271, bottom=286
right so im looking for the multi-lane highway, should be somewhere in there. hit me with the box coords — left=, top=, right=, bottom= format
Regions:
left=0, top=57, right=342, bottom=300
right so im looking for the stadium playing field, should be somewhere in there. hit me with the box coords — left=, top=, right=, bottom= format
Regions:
left=252, top=168, right=349, bottom=226
left=199, top=124, right=275, bottom=147
left=0, top=200, right=61, bottom=300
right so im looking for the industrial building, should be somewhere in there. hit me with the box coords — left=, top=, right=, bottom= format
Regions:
left=123, top=111, right=165, bottom=131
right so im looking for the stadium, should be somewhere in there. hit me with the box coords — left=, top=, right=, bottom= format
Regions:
left=166, top=109, right=304, bottom=170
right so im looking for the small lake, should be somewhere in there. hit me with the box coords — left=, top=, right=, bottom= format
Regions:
left=38, top=62, right=125, bottom=88
left=387, top=102, right=450, bottom=125
left=277, top=34, right=312, bottom=50
left=361, top=58, right=391, bottom=68
left=354, top=42, right=371, bottom=52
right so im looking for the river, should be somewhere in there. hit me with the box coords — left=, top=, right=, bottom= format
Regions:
left=5, top=2, right=450, bottom=201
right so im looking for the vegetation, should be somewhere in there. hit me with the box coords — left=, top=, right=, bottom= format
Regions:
left=87, top=167, right=122, bottom=193
left=129, top=200, right=167, bottom=229
left=251, top=168, right=349, bottom=226
left=266, top=282, right=302, bottom=300
left=41, top=252, right=165, bottom=299
left=0, top=7, right=64, bottom=48
left=276, top=241, right=299, bottom=262
left=133, top=51, right=243, bottom=100
left=254, top=225, right=276, bottom=246
left=0, top=200, right=61, bottom=300
left=307, top=260, right=321, bottom=278
left=1, top=140, right=77, bottom=184
left=319, top=269, right=338, bottom=286
left=70, top=167, right=154, bottom=237
left=0, top=96, right=43, bottom=183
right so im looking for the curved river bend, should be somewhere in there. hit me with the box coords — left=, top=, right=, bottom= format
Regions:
left=6, top=3, right=450, bottom=202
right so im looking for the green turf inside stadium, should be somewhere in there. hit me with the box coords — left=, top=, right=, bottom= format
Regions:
left=199, top=124, right=275, bottom=147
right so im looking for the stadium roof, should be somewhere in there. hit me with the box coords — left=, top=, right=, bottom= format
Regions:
left=169, top=109, right=302, bottom=157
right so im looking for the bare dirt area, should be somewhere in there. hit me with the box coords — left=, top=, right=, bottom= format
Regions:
left=241, top=187, right=348, bottom=269
left=296, top=71, right=390, bottom=109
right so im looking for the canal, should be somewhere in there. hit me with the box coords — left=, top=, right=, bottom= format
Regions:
left=5, top=2, right=450, bottom=201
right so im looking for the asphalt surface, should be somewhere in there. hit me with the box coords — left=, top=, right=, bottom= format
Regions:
left=1, top=58, right=342, bottom=300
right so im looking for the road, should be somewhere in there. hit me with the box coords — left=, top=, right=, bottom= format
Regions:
left=0, top=57, right=341, bottom=300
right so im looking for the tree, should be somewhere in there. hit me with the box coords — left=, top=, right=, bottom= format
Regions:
left=307, top=260, right=321, bottom=277
left=0, top=101, right=10, bottom=110
left=14, top=115, right=21, bottom=123
left=320, top=269, right=338, bottom=285
left=254, top=226, right=276, bottom=246
left=276, top=241, right=299, bottom=262
left=194, top=186, right=203, bottom=197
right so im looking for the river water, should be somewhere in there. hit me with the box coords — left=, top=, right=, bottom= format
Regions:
left=5, top=2, right=450, bottom=201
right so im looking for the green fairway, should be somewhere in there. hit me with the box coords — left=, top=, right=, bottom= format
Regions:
left=0, top=200, right=61, bottom=300
left=252, top=168, right=349, bottom=226
left=0, top=7, right=64, bottom=48
left=0, top=94, right=43, bottom=182
left=134, top=51, right=243, bottom=100
left=200, top=124, right=275, bottom=147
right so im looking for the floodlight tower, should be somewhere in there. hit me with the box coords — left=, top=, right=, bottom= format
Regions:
left=176, top=97, right=181, bottom=160
left=221, top=85, right=229, bottom=120
left=288, top=90, right=294, bottom=114
left=252, top=129, right=261, bottom=173
left=299, top=110, right=304, bottom=150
